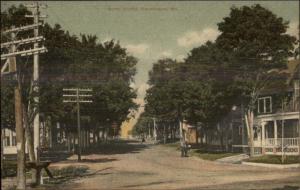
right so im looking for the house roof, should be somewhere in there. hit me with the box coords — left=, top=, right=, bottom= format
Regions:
left=259, top=59, right=299, bottom=95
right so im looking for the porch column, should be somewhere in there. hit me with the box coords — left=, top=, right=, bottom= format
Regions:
left=9, top=130, right=13, bottom=146
left=261, top=122, right=266, bottom=154
left=274, top=121, right=278, bottom=144
left=274, top=120, right=278, bottom=153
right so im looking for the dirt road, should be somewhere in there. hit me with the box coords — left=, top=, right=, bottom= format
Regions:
left=47, top=140, right=300, bottom=190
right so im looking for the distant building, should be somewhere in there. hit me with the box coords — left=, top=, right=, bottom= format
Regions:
left=182, top=121, right=198, bottom=144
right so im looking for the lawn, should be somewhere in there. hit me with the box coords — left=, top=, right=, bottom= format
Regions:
left=162, top=142, right=180, bottom=149
left=163, top=142, right=239, bottom=161
left=245, top=155, right=300, bottom=164
left=41, top=165, right=89, bottom=185
left=190, top=149, right=239, bottom=161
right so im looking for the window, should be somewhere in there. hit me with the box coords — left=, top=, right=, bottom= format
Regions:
left=4, top=136, right=10, bottom=146
left=258, top=96, right=272, bottom=114
left=12, top=136, right=16, bottom=146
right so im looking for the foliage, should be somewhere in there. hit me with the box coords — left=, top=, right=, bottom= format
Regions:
left=1, top=5, right=138, bottom=136
left=131, top=113, right=152, bottom=136
left=144, top=52, right=237, bottom=130
left=215, top=4, right=297, bottom=108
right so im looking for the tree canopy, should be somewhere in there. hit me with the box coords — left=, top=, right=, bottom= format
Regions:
left=1, top=5, right=138, bottom=135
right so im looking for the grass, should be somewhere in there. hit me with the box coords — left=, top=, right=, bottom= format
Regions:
left=163, top=142, right=239, bottom=161
left=162, top=142, right=180, bottom=149
left=245, top=155, right=300, bottom=164
left=41, top=165, right=89, bottom=185
left=190, top=149, right=239, bottom=161
left=2, top=160, right=17, bottom=178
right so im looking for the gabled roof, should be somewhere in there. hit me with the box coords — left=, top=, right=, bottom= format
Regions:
left=260, top=59, right=299, bottom=95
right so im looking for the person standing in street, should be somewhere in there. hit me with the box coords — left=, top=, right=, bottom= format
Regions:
left=180, top=139, right=187, bottom=157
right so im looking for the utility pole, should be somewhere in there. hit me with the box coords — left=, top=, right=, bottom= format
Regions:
left=25, top=1, right=47, bottom=162
left=9, top=28, right=26, bottom=190
left=63, top=88, right=93, bottom=161
left=1, top=16, right=47, bottom=188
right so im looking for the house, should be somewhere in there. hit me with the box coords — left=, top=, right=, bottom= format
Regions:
left=198, top=60, right=299, bottom=155
left=182, top=121, right=198, bottom=144
left=253, top=60, right=300, bottom=155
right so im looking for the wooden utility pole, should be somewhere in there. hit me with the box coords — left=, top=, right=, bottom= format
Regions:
left=63, top=88, right=93, bottom=161
left=25, top=1, right=47, bottom=163
left=8, top=28, right=26, bottom=190
left=1, top=5, right=47, bottom=186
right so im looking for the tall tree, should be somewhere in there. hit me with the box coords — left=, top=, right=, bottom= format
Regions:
left=215, top=4, right=297, bottom=156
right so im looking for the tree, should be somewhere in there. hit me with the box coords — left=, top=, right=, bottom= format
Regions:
left=215, top=4, right=297, bottom=156
left=2, top=5, right=138, bottom=187
left=144, top=56, right=237, bottom=145
left=131, top=113, right=152, bottom=138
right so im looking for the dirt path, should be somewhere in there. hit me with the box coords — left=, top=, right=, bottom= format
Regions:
left=48, top=141, right=300, bottom=190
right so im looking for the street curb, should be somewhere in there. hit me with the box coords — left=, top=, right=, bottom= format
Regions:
left=241, top=161, right=300, bottom=169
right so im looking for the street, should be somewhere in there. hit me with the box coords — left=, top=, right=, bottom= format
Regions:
left=45, top=140, right=300, bottom=190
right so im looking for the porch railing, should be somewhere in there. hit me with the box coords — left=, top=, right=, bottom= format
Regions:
left=265, top=138, right=299, bottom=147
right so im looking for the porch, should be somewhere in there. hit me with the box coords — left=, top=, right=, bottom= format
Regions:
left=255, top=111, right=300, bottom=155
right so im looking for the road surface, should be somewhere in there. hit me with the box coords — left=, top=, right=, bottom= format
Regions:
left=2, top=140, right=300, bottom=190
left=47, top=140, right=300, bottom=190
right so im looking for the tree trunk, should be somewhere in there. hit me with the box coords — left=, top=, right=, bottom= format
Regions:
left=87, top=129, right=90, bottom=147
left=72, top=134, right=75, bottom=154
left=92, top=130, right=96, bottom=145
left=82, top=130, right=86, bottom=150
left=96, top=130, right=100, bottom=145
left=49, top=124, right=52, bottom=149
left=22, top=105, right=35, bottom=162
left=163, top=124, right=166, bottom=144
left=1, top=129, right=4, bottom=176
left=67, top=132, right=71, bottom=152
left=23, top=105, right=41, bottom=186
left=104, top=128, right=108, bottom=142
left=245, top=110, right=255, bottom=157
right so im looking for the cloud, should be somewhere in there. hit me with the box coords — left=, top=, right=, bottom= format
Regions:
left=287, top=21, right=299, bottom=39
left=160, top=50, right=173, bottom=58
left=125, top=43, right=149, bottom=55
left=175, top=54, right=185, bottom=62
left=101, top=37, right=113, bottom=44
left=177, top=28, right=220, bottom=47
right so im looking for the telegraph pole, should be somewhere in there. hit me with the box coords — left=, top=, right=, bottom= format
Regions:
left=25, top=1, right=47, bottom=161
left=10, top=28, right=26, bottom=190
left=63, top=88, right=93, bottom=161
left=2, top=20, right=47, bottom=188
left=1, top=3, right=47, bottom=186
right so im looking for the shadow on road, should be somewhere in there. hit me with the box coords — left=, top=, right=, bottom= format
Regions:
left=80, top=158, right=118, bottom=163
left=35, top=139, right=149, bottom=163
left=81, top=139, right=149, bottom=155
left=120, top=180, right=178, bottom=188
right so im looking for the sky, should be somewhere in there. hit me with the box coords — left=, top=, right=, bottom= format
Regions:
left=1, top=1, right=299, bottom=125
